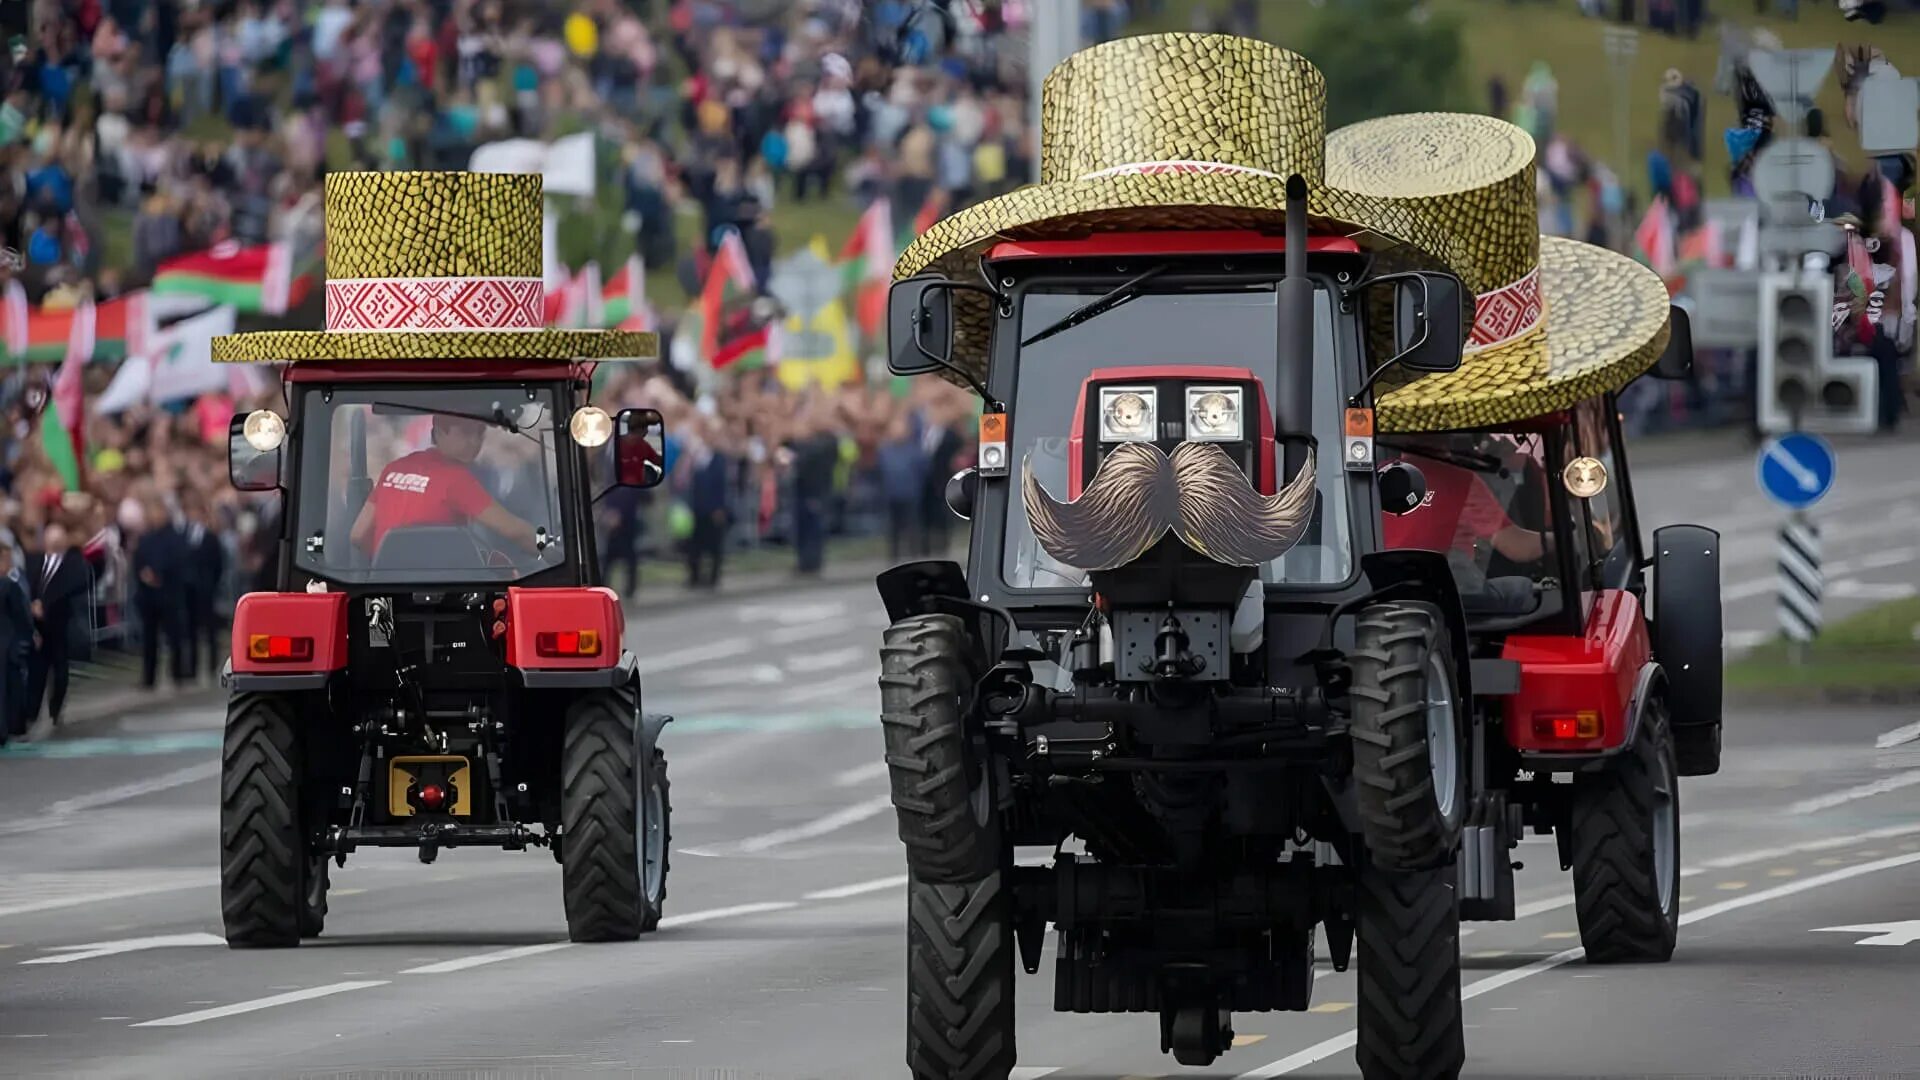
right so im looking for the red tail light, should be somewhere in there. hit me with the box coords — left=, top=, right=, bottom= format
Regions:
left=248, top=634, right=315, bottom=662
left=535, top=629, right=601, bottom=657
left=1531, top=711, right=1600, bottom=742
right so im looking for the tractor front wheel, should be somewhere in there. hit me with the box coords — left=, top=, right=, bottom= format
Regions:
left=1571, top=697, right=1680, bottom=963
left=561, top=687, right=671, bottom=942
left=1354, top=861, right=1465, bottom=1080
left=1350, top=602, right=1466, bottom=872
left=220, top=694, right=307, bottom=949
left=906, top=870, right=1017, bottom=1080
left=880, top=614, right=998, bottom=885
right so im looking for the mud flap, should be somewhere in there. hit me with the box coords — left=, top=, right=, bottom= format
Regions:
left=1651, top=524, right=1723, bottom=776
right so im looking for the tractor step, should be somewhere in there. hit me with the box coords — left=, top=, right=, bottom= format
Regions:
left=324, top=822, right=550, bottom=863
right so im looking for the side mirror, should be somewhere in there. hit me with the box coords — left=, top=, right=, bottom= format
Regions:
left=1377, top=460, right=1427, bottom=515
left=614, top=407, right=666, bottom=489
left=1391, top=271, right=1466, bottom=374
left=888, top=273, right=954, bottom=376
left=944, top=467, right=978, bottom=520
left=229, top=411, right=284, bottom=492
left=1652, top=305, right=1693, bottom=380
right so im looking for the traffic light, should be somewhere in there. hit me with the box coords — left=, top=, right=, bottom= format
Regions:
left=1756, top=270, right=1877, bottom=435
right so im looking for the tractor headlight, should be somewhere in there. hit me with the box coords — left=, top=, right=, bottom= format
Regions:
left=242, top=410, right=286, bottom=452
left=1185, top=386, right=1243, bottom=442
left=1098, top=386, right=1157, bottom=443
left=569, top=406, right=613, bottom=448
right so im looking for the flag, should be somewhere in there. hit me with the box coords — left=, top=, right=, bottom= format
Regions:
left=4, top=279, right=27, bottom=357
left=699, top=230, right=756, bottom=362
left=712, top=324, right=771, bottom=370
left=1633, top=197, right=1676, bottom=278
left=41, top=327, right=88, bottom=490
left=601, top=255, right=655, bottom=330
left=153, top=241, right=315, bottom=313
left=838, top=199, right=896, bottom=339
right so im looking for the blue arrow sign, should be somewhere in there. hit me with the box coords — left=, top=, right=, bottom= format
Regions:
left=1757, top=432, right=1836, bottom=510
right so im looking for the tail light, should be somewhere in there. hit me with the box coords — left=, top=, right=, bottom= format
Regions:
left=248, top=634, right=315, bottom=662
left=1531, top=711, right=1601, bottom=743
left=535, top=629, right=601, bottom=657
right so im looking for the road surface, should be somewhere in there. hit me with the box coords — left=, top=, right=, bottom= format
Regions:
left=3, top=432, right=1918, bottom=1079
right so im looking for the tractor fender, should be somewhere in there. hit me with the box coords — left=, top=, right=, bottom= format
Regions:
left=1517, top=660, right=1665, bottom=774
left=639, top=709, right=672, bottom=749
left=877, top=559, right=1014, bottom=669
left=1357, top=549, right=1474, bottom=701
left=1650, top=523, right=1723, bottom=736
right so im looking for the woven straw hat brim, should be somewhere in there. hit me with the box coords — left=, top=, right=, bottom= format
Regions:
left=895, top=171, right=1464, bottom=390
left=1374, top=236, right=1670, bottom=433
left=210, top=329, right=659, bottom=363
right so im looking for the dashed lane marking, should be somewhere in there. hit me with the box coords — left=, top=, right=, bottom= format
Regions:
left=1234, top=1034, right=1269, bottom=1046
left=1787, top=769, right=1920, bottom=814
left=767, top=618, right=857, bottom=645
left=130, top=982, right=390, bottom=1027
left=1008, top=1070, right=1062, bottom=1079
left=22, top=932, right=224, bottom=965
left=804, top=875, right=908, bottom=901
left=831, top=761, right=890, bottom=788
left=658, top=901, right=798, bottom=928
left=1875, top=719, right=1920, bottom=749
left=1716, top=881, right=1749, bottom=891
left=1306, top=1002, right=1351, bottom=1014
left=1236, top=851, right=1920, bottom=1078
left=1541, top=931, right=1578, bottom=939
left=632, top=639, right=755, bottom=677
left=401, top=943, right=572, bottom=976
left=1768, top=867, right=1798, bottom=877
left=680, top=794, right=895, bottom=857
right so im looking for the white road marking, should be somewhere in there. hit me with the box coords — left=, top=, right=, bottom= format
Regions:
left=1810, top=920, right=1920, bottom=946
left=0, top=872, right=215, bottom=919
left=832, top=761, right=891, bottom=788
left=401, top=943, right=573, bottom=975
left=1693, top=823, right=1920, bottom=870
left=1787, top=769, right=1920, bottom=814
left=1009, top=1069, right=1062, bottom=1079
left=130, top=982, right=390, bottom=1027
left=785, top=646, right=868, bottom=672
left=1829, top=579, right=1920, bottom=601
left=767, top=618, right=856, bottom=645
left=678, top=663, right=786, bottom=688
left=658, top=901, right=798, bottom=927
left=787, top=670, right=882, bottom=704
left=633, top=639, right=755, bottom=676
left=43, top=762, right=223, bottom=817
left=736, top=601, right=848, bottom=626
left=1238, top=850, right=1920, bottom=1077
left=1877, top=720, right=1920, bottom=750
left=735, top=795, right=894, bottom=854
left=22, top=932, right=224, bottom=965
left=805, top=875, right=909, bottom=901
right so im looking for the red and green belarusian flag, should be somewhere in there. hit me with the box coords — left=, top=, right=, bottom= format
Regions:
left=2, top=289, right=150, bottom=362
left=838, top=197, right=899, bottom=340
left=153, top=240, right=314, bottom=314
left=712, top=324, right=774, bottom=370
left=699, top=230, right=757, bottom=364
left=601, top=256, right=655, bottom=330
left=39, top=300, right=90, bottom=491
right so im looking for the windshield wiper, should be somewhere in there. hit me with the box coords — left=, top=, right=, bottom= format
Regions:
left=380, top=402, right=532, bottom=436
left=1020, top=263, right=1171, bottom=348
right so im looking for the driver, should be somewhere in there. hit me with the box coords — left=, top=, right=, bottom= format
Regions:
left=351, top=413, right=540, bottom=557
left=1381, top=434, right=1554, bottom=613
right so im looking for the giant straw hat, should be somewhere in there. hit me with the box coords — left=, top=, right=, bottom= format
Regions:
left=892, top=33, right=1468, bottom=378
left=1326, top=113, right=1671, bottom=432
left=212, top=171, right=657, bottom=363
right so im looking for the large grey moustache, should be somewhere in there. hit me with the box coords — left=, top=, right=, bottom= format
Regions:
left=1022, top=440, right=1318, bottom=571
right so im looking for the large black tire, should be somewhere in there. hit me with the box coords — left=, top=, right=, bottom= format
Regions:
left=880, top=614, right=997, bottom=885
left=1355, top=863, right=1465, bottom=1080
left=561, top=687, right=670, bottom=942
left=1350, top=602, right=1465, bottom=871
left=220, top=694, right=306, bottom=949
left=1570, top=697, right=1680, bottom=964
left=300, top=858, right=328, bottom=939
left=906, top=871, right=1017, bottom=1080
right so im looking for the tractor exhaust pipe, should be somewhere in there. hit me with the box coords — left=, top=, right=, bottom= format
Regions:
left=1275, top=174, right=1313, bottom=476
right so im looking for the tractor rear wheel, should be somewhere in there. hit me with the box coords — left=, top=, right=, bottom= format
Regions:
left=562, top=687, right=670, bottom=942
left=906, top=870, right=1017, bottom=1080
left=1350, top=602, right=1465, bottom=872
left=1571, top=697, right=1680, bottom=963
left=880, top=614, right=998, bottom=885
left=1354, top=861, right=1464, bottom=1080
left=220, top=694, right=306, bottom=949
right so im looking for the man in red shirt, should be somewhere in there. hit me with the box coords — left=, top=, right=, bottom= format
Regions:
left=1380, top=435, right=1554, bottom=614
left=350, top=414, right=540, bottom=560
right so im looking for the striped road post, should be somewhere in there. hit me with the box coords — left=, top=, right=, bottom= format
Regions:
left=1776, top=511, right=1824, bottom=652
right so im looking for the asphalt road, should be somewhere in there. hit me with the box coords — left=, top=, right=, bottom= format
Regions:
left=3, top=432, right=1919, bottom=1080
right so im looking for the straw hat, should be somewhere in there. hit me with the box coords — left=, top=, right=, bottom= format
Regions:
left=892, top=33, right=1466, bottom=378
left=1324, top=113, right=1670, bottom=432
left=211, top=171, right=658, bottom=363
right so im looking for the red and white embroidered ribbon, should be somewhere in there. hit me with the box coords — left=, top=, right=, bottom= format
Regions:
left=1077, top=160, right=1285, bottom=181
left=1466, top=267, right=1543, bottom=353
left=324, top=277, right=544, bottom=333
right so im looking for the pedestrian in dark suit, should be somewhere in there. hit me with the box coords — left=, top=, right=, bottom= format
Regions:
left=0, top=546, right=32, bottom=742
left=130, top=503, right=190, bottom=689
left=28, top=523, right=88, bottom=727
left=182, top=499, right=226, bottom=681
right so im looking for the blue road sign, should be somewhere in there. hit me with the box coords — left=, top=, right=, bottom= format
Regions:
left=1757, top=432, right=1836, bottom=510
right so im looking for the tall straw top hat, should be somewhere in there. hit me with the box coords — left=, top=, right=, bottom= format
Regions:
left=893, top=33, right=1466, bottom=374
left=1324, top=113, right=1671, bottom=432
left=211, top=171, right=658, bottom=363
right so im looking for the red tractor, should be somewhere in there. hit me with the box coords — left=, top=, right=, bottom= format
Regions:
left=214, top=170, right=674, bottom=947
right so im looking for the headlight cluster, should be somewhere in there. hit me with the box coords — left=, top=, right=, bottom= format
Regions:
left=1185, top=386, right=1242, bottom=441
left=1098, top=384, right=1245, bottom=443
left=1098, top=386, right=1157, bottom=442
